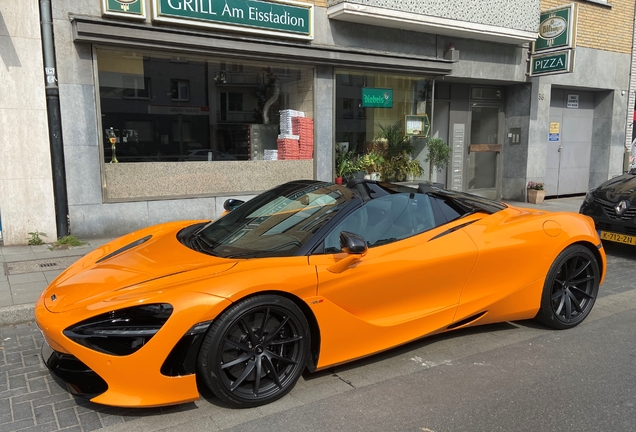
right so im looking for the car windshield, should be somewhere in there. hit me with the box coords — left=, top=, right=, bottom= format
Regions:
left=192, top=181, right=355, bottom=258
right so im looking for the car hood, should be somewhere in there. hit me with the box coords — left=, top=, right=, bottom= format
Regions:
left=42, top=221, right=237, bottom=313
left=592, top=173, right=636, bottom=203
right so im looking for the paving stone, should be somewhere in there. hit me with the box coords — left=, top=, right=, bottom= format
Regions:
left=12, top=400, right=34, bottom=421
left=55, top=408, right=79, bottom=429
left=78, top=411, right=102, bottom=432
left=33, top=405, right=55, bottom=426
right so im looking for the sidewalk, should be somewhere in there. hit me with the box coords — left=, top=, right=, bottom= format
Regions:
left=0, top=195, right=585, bottom=326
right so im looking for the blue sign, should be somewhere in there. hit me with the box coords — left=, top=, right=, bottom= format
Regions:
left=549, top=133, right=560, bottom=142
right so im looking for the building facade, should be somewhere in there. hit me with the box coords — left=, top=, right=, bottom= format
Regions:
left=0, top=0, right=634, bottom=245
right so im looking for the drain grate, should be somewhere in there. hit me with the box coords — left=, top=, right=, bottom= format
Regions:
left=5, top=257, right=80, bottom=275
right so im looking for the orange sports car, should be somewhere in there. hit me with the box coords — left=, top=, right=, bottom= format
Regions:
left=35, top=179, right=605, bottom=408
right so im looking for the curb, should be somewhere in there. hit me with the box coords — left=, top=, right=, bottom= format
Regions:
left=0, top=303, right=35, bottom=327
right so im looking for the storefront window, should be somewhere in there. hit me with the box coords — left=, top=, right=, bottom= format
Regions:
left=96, top=49, right=314, bottom=164
left=334, top=70, right=433, bottom=180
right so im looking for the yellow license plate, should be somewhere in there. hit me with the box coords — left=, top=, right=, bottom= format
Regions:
left=600, top=231, right=636, bottom=245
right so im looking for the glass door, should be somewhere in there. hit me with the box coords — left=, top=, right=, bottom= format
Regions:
left=467, top=106, right=502, bottom=193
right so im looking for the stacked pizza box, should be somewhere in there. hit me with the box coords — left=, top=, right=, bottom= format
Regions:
left=277, top=109, right=305, bottom=160
left=279, top=109, right=305, bottom=136
left=276, top=134, right=300, bottom=160
left=263, top=149, right=278, bottom=161
left=293, top=117, right=314, bottom=160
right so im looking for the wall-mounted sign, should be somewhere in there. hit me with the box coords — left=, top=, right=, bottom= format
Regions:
left=567, top=94, right=579, bottom=109
left=102, top=0, right=146, bottom=20
left=152, top=0, right=313, bottom=40
left=405, top=115, right=430, bottom=137
left=533, top=4, right=577, bottom=53
left=549, top=121, right=560, bottom=141
left=361, top=88, right=393, bottom=108
left=549, top=122, right=560, bottom=134
left=529, top=49, right=574, bottom=76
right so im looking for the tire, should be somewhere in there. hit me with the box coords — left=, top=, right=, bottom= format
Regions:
left=197, top=295, right=310, bottom=408
left=535, top=245, right=600, bottom=330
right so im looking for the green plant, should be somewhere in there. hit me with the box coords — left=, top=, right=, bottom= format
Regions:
left=56, top=235, right=86, bottom=247
left=356, top=151, right=385, bottom=174
left=425, top=137, right=451, bottom=181
left=27, top=231, right=47, bottom=246
left=528, top=181, right=545, bottom=190
left=381, top=150, right=423, bottom=182
left=335, top=150, right=358, bottom=179
left=375, top=120, right=414, bottom=158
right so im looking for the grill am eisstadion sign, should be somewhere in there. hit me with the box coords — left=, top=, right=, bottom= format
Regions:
left=152, top=0, right=313, bottom=40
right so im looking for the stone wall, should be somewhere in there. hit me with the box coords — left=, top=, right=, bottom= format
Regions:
left=0, top=1, right=57, bottom=245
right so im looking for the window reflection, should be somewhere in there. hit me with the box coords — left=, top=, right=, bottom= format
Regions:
left=97, top=49, right=314, bottom=163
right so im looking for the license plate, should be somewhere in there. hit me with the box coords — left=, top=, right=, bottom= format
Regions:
left=599, top=231, right=636, bottom=245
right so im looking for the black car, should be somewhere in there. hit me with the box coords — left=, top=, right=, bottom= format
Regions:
left=580, top=169, right=636, bottom=245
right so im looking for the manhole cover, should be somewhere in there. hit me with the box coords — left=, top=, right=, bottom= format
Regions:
left=4, top=257, right=81, bottom=275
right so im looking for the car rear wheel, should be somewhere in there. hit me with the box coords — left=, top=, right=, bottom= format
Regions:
left=197, top=295, right=310, bottom=408
left=536, top=244, right=600, bottom=330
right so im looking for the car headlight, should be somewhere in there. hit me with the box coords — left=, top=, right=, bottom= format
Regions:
left=63, top=304, right=173, bottom=356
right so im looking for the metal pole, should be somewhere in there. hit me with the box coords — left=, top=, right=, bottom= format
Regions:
left=39, top=0, right=69, bottom=238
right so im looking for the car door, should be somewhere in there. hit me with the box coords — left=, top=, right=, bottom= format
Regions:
left=308, top=192, right=480, bottom=368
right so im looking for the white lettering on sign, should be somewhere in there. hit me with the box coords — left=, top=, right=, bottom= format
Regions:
left=222, top=3, right=244, bottom=18
left=248, top=7, right=304, bottom=27
left=168, top=0, right=216, bottom=15
left=534, top=56, right=565, bottom=70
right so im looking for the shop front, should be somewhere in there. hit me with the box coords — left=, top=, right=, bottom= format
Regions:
left=57, top=1, right=451, bottom=238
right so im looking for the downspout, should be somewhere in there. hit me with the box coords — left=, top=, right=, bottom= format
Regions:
left=39, top=0, right=69, bottom=238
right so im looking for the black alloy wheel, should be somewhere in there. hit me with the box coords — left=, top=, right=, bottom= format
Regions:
left=197, top=295, right=310, bottom=408
left=536, top=244, right=600, bottom=330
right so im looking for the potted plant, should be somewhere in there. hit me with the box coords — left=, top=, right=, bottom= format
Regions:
left=335, top=149, right=357, bottom=185
left=527, top=181, right=546, bottom=204
left=376, top=120, right=414, bottom=158
left=425, top=137, right=451, bottom=182
left=374, top=120, right=424, bottom=182
left=380, top=150, right=423, bottom=182
left=357, top=151, right=385, bottom=181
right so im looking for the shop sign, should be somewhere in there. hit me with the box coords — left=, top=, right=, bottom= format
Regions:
left=529, top=50, right=573, bottom=76
left=361, top=88, right=393, bottom=108
left=405, top=115, right=430, bottom=137
left=153, top=0, right=313, bottom=40
left=533, top=4, right=577, bottom=53
left=567, top=94, right=579, bottom=109
left=102, top=0, right=146, bottom=19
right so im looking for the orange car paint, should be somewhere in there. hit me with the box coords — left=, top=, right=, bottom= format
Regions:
left=35, top=205, right=605, bottom=407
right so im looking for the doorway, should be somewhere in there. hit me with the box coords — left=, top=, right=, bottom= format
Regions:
left=466, top=104, right=503, bottom=198
left=546, top=90, right=593, bottom=196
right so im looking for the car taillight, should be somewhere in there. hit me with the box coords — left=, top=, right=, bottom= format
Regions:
left=63, top=304, right=173, bottom=356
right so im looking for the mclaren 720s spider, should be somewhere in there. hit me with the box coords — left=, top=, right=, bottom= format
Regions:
left=36, top=179, right=605, bottom=408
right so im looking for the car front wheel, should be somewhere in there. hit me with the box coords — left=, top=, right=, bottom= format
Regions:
left=197, top=295, right=310, bottom=408
left=535, top=244, right=600, bottom=330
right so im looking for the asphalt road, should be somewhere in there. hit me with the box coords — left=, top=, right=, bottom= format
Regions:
left=1, top=241, right=635, bottom=432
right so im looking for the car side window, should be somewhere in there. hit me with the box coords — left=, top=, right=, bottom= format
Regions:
left=323, top=193, right=437, bottom=252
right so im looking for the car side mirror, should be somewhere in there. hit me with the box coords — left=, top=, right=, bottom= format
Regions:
left=223, top=199, right=244, bottom=212
left=327, top=231, right=368, bottom=274
left=340, top=231, right=368, bottom=255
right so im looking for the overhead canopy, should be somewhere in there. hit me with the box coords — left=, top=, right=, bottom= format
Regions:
left=72, top=17, right=453, bottom=76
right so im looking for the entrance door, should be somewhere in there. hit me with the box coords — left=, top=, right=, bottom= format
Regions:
left=546, top=90, right=593, bottom=196
left=466, top=105, right=502, bottom=199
